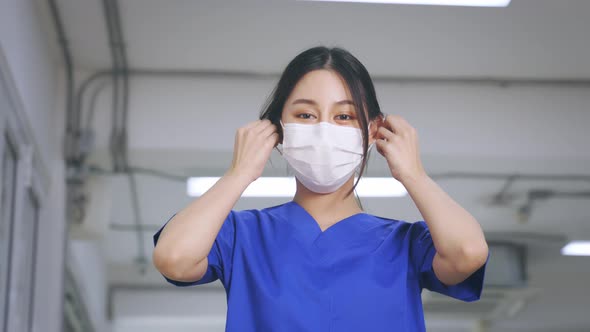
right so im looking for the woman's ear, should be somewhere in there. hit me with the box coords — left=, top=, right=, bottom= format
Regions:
left=368, top=117, right=381, bottom=145
left=277, top=119, right=284, bottom=145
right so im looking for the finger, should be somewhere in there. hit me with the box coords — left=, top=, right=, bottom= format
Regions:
left=254, top=119, right=272, bottom=132
left=385, top=115, right=412, bottom=136
left=260, top=122, right=278, bottom=138
left=264, top=132, right=280, bottom=149
left=238, top=121, right=261, bottom=136
left=375, top=139, right=388, bottom=155
left=382, top=114, right=397, bottom=133
left=376, top=126, right=396, bottom=141
left=244, top=120, right=261, bottom=130
left=379, top=115, right=396, bottom=135
left=269, top=132, right=280, bottom=147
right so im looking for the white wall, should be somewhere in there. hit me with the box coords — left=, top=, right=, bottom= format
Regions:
left=85, top=75, right=590, bottom=159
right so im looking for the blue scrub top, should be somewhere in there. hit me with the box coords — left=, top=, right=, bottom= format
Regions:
left=153, top=200, right=488, bottom=332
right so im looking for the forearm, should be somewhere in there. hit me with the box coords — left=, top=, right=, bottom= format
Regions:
left=402, top=173, right=488, bottom=270
left=153, top=170, right=250, bottom=271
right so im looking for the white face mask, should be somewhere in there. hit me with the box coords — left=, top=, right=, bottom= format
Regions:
left=279, top=121, right=373, bottom=194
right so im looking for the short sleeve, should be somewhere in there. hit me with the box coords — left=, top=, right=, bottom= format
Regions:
left=152, top=211, right=236, bottom=287
left=410, top=221, right=489, bottom=302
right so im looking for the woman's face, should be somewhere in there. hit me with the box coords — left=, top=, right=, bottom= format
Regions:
left=281, top=69, right=379, bottom=144
left=281, top=69, right=363, bottom=128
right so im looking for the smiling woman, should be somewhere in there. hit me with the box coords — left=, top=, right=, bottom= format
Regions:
left=152, top=46, right=489, bottom=332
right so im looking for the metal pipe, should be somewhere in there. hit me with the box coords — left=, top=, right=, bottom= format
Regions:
left=102, top=0, right=146, bottom=273
left=79, top=68, right=590, bottom=87
left=48, top=0, right=76, bottom=163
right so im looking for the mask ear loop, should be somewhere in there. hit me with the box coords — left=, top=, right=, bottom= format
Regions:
left=368, top=113, right=387, bottom=152
left=277, top=120, right=285, bottom=155
left=358, top=113, right=386, bottom=176
left=374, top=112, right=388, bottom=144
left=367, top=121, right=375, bottom=152
left=354, top=120, right=376, bottom=178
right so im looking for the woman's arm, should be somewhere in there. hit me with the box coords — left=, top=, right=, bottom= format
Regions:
left=152, top=172, right=250, bottom=282
left=152, top=120, right=278, bottom=282
left=402, top=173, right=489, bottom=286
left=375, top=114, right=488, bottom=286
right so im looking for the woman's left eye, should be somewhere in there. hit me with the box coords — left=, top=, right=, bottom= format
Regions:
left=336, top=114, right=353, bottom=120
left=297, top=113, right=313, bottom=119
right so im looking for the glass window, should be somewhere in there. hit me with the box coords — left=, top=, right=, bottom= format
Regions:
left=6, top=187, right=39, bottom=332
left=11, top=189, right=39, bottom=332
left=0, top=134, right=17, bottom=332
left=1, top=139, right=40, bottom=332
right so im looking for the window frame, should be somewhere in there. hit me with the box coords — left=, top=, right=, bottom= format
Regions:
left=0, top=51, right=48, bottom=332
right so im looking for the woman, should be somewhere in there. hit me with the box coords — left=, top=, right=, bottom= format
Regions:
left=152, top=46, right=489, bottom=331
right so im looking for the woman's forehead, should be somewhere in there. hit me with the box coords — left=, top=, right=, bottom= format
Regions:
left=287, top=70, right=353, bottom=105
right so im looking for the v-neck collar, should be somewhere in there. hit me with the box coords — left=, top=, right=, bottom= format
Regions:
left=283, top=200, right=375, bottom=258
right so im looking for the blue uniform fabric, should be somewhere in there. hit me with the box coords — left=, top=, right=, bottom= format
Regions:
left=153, top=200, right=488, bottom=331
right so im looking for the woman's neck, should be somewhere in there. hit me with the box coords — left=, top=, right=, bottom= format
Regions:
left=292, top=176, right=361, bottom=228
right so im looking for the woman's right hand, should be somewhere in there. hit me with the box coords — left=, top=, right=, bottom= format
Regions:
left=227, top=119, right=279, bottom=184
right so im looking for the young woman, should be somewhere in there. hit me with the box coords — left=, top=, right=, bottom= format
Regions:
left=152, top=46, right=489, bottom=331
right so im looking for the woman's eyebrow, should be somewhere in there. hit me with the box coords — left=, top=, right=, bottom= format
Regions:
left=291, top=99, right=354, bottom=106
left=334, top=99, right=355, bottom=106
left=291, top=98, right=317, bottom=106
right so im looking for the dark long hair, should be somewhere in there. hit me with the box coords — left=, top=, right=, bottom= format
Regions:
left=260, top=46, right=383, bottom=196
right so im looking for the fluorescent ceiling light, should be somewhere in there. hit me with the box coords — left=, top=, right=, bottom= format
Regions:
left=561, top=241, right=590, bottom=256
left=302, top=0, right=511, bottom=7
left=188, top=177, right=295, bottom=198
left=187, top=177, right=407, bottom=197
left=354, top=177, right=408, bottom=197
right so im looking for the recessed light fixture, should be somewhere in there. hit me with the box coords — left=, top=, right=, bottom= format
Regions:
left=187, top=177, right=407, bottom=197
left=301, top=0, right=511, bottom=7
left=561, top=241, right=590, bottom=256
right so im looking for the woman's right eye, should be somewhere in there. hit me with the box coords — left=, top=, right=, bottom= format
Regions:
left=297, top=113, right=314, bottom=119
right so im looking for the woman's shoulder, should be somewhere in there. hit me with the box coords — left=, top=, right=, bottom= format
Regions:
left=226, top=201, right=292, bottom=223
left=364, top=212, right=408, bottom=226
left=364, top=213, right=427, bottom=234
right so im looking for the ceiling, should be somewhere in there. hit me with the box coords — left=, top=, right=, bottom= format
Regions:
left=50, top=0, right=590, bottom=79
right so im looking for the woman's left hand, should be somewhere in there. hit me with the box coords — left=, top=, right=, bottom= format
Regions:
left=375, top=114, right=427, bottom=183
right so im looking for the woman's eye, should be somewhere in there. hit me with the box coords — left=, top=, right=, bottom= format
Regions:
left=297, top=113, right=314, bottom=119
left=336, top=114, right=353, bottom=120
